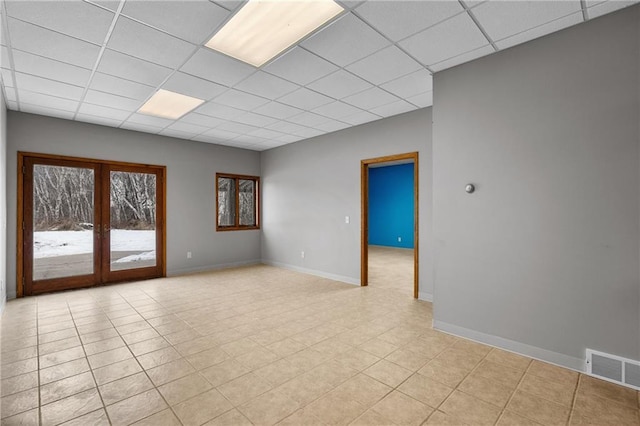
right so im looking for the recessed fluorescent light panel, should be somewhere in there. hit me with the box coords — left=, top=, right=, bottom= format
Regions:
left=206, top=0, right=344, bottom=67
left=138, top=89, right=205, bottom=119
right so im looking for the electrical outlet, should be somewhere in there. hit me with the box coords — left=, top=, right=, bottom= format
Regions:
left=187, top=251, right=192, bottom=259
left=301, top=251, right=305, bottom=259
left=398, top=237, right=402, bottom=242
left=345, top=216, right=350, bottom=224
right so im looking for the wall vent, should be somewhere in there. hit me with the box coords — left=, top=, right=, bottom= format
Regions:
left=586, top=349, right=640, bottom=390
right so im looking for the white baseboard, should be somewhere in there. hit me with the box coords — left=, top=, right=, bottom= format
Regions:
left=262, top=260, right=360, bottom=286
left=433, top=320, right=586, bottom=373
left=168, top=259, right=262, bottom=276
left=418, top=292, right=433, bottom=302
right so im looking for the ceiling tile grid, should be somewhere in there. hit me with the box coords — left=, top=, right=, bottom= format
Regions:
left=1, top=0, right=639, bottom=151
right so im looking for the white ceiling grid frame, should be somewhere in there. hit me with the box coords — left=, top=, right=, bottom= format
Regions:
left=2, top=0, right=640, bottom=150
left=470, top=0, right=583, bottom=42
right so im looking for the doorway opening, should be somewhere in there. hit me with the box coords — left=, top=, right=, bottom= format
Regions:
left=361, top=152, right=418, bottom=298
left=17, top=152, right=166, bottom=296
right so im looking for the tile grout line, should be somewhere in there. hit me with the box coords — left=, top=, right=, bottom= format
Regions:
left=567, top=374, right=583, bottom=425
left=69, top=295, right=113, bottom=425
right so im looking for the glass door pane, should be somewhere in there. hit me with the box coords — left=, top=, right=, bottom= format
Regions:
left=109, top=171, right=157, bottom=271
left=32, top=164, right=95, bottom=280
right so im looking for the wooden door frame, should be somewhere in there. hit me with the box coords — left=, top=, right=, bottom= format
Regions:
left=361, top=152, right=419, bottom=298
left=17, top=152, right=167, bottom=297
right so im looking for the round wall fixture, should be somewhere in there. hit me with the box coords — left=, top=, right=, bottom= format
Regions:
left=465, top=184, right=475, bottom=194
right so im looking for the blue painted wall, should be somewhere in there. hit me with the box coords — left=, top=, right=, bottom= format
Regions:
left=368, top=163, right=414, bottom=248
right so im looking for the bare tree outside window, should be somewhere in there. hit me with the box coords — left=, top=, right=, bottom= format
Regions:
left=216, top=173, right=259, bottom=230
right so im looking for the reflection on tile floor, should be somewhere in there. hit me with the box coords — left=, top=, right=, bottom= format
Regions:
left=1, top=264, right=639, bottom=425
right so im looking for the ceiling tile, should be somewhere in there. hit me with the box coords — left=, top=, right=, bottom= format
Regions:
left=213, top=89, right=269, bottom=111
left=217, top=121, right=259, bottom=135
left=588, top=1, right=638, bottom=18
left=370, top=100, right=416, bottom=118
left=495, top=12, right=583, bottom=50
left=15, top=72, right=84, bottom=101
left=97, top=49, right=173, bottom=86
left=312, top=101, right=362, bottom=120
left=2, top=46, right=11, bottom=69
left=429, top=45, right=495, bottom=72
left=247, top=128, right=284, bottom=140
left=108, top=17, right=196, bottom=69
left=346, top=45, right=423, bottom=85
left=264, top=47, right=338, bottom=86
left=341, top=110, right=381, bottom=125
left=355, top=1, right=464, bottom=42
left=76, top=113, right=124, bottom=128
left=286, top=111, right=330, bottom=128
left=120, top=121, right=163, bottom=134
left=254, top=140, right=287, bottom=150
left=233, top=112, right=278, bottom=127
left=342, top=87, right=400, bottom=110
left=159, top=128, right=197, bottom=140
left=8, top=18, right=101, bottom=69
left=19, top=90, right=79, bottom=112
left=399, top=13, right=488, bottom=66
left=163, top=72, right=226, bottom=101
left=5, top=87, right=16, bottom=102
left=180, top=48, right=255, bottom=87
left=301, top=13, right=390, bottom=67
left=313, top=119, right=350, bottom=133
left=90, top=73, right=155, bottom=101
left=407, top=91, right=433, bottom=108
left=121, top=0, right=229, bottom=44
left=201, top=127, right=242, bottom=140
left=165, top=121, right=208, bottom=135
left=380, top=69, right=433, bottom=99
left=191, top=133, right=224, bottom=144
left=230, top=135, right=265, bottom=146
left=12, top=50, right=92, bottom=87
left=278, top=87, right=333, bottom=110
left=86, top=1, right=120, bottom=12
left=78, top=103, right=132, bottom=121
left=472, top=0, right=582, bottom=41
left=20, top=103, right=75, bottom=120
left=307, top=70, right=372, bottom=100
left=195, top=102, right=245, bottom=120
left=253, top=102, right=304, bottom=120
left=235, top=72, right=299, bottom=100
left=84, top=90, right=142, bottom=111
left=127, top=113, right=173, bottom=128
left=1, top=69, right=14, bottom=88
left=288, top=127, right=323, bottom=138
left=5, top=0, right=113, bottom=44
left=179, top=112, right=225, bottom=128
left=267, top=120, right=311, bottom=135
left=275, top=134, right=303, bottom=143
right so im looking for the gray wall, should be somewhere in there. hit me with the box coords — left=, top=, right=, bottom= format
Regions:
left=261, top=108, right=433, bottom=299
left=432, top=6, right=640, bottom=369
left=6, top=112, right=261, bottom=299
left=1, top=90, right=6, bottom=312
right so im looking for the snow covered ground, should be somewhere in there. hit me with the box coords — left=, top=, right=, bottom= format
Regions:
left=34, top=230, right=155, bottom=259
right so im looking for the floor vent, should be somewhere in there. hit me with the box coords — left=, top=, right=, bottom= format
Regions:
left=586, top=349, right=640, bottom=390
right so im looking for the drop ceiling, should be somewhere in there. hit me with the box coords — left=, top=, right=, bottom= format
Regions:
left=0, top=0, right=636, bottom=151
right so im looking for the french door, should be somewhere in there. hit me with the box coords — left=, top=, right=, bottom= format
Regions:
left=19, top=153, right=165, bottom=296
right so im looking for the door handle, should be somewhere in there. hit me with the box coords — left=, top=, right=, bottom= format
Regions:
left=103, top=224, right=110, bottom=234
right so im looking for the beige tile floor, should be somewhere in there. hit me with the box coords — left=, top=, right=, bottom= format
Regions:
left=1, top=263, right=639, bottom=425
left=368, top=245, right=414, bottom=295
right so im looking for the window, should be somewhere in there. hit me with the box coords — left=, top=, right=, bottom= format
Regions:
left=216, top=173, right=259, bottom=231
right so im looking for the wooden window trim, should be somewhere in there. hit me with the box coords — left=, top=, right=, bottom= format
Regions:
left=216, top=173, right=260, bottom=231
